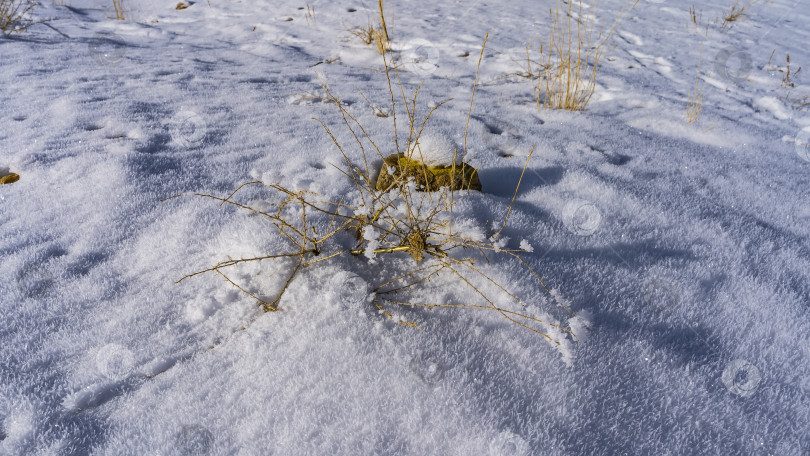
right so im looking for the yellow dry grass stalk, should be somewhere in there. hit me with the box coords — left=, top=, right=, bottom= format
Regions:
left=111, top=0, right=126, bottom=20
left=374, top=0, right=392, bottom=53
left=529, top=0, right=637, bottom=111
left=176, top=0, right=581, bottom=343
left=687, top=46, right=704, bottom=124
left=378, top=0, right=390, bottom=43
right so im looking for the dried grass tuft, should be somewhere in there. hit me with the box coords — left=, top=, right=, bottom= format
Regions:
left=526, top=0, right=638, bottom=111
left=687, top=46, right=705, bottom=124
left=0, top=0, right=35, bottom=34
left=721, top=0, right=749, bottom=29
left=176, top=0, right=582, bottom=344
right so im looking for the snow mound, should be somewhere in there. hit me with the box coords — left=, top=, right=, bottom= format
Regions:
left=409, top=133, right=461, bottom=167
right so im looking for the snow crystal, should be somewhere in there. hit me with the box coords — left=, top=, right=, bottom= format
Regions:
left=354, top=204, right=371, bottom=217
left=362, top=225, right=381, bottom=259
left=519, top=239, right=533, bottom=252
left=491, top=235, right=509, bottom=250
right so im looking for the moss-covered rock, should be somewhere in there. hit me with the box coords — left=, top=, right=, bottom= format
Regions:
left=374, top=153, right=481, bottom=192
left=0, top=173, right=20, bottom=185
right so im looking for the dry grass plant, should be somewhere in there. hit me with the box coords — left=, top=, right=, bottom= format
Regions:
left=346, top=1, right=391, bottom=54
left=794, top=96, right=810, bottom=110
left=689, top=5, right=699, bottom=26
left=770, top=52, right=809, bottom=110
left=720, top=0, right=759, bottom=30
left=305, top=3, right=316, bottom=25
left=176, top=0, right=580, bottom=344
left=111, top=0, right=127, bottom=20
left=721, top=1, right=746, bottom=28
left=688, top=5, right=709, bottom=36
left=348, top=21, right=389, bottom=54
left=525, top=0, right=638, bottom=111
left=687, top=46, right=705, bottom=123
left=780, top=54, right=801, bottom=89
left=0, top=0, right=35, bottom=34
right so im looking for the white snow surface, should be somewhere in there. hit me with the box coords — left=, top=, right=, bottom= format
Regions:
left=409, top=132, right=460, bottom=166
left=1, top=0, right=809, bottom=455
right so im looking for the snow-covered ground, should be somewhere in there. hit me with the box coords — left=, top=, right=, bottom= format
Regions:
left=1, top=0, right=809, bottom=454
